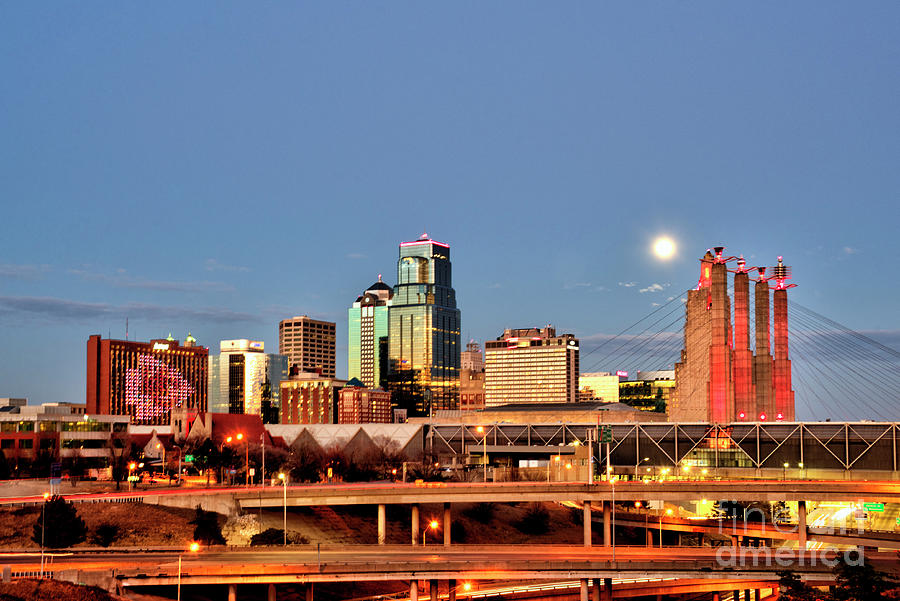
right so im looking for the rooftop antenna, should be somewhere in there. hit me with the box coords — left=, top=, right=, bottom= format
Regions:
left=125, top=317, right=129, bottom=341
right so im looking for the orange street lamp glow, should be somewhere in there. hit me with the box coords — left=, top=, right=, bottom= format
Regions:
left=463, top=582, right=472, bottom=592
left=43, top=492, right=50, bottom=500
left=430, top=520, right=439, bottom=530
left=236, top=433, right=244, bottom=441
left=226, top=436, right=233, bottom=443
left=189, top=541, right=200, bottom=552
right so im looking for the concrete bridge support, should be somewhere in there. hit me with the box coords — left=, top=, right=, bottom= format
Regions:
left=602, top=578, right=612, bottom=601
left=378, top=504, right=387, bottom=545
left=591, top=579, right=600, bottom=601
left=305, top=584, right=313, bottom=601
left=410, top=581, right=418, bottom=601
left=267, top=583, right=276, bottom=601
left=580, top=579, right=588, bottom=601
left=228, top=584, right=237, bottom=601
left=443, top=503, right=451, bottom=546
left=448, top=578, right=456, bottom=601
left=602, top=502, right=611, bottom=547
left=412, top=504, right=420, bottom=545
left=430, top=579, right=438, bottom=601
left=583, top=501, right=592, bottom=547
left=798, top=500, right=807, bottom=549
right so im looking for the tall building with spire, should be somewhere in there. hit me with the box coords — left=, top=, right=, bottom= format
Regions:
left=348, top=276, right=393, bottom=388
left=385, top=233, right=461, bottom=416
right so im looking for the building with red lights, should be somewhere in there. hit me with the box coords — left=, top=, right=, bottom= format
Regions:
left=337, top=379, right=392, bottom=424
left=86, top=334, right=208, bottom=426
left=484, top=327, right=579, bottom=407
left=672, top=248, right=795, bottom=423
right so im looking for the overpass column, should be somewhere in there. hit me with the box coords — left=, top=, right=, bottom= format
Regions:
left=591, top=579, right=600, bottom=601
left=410, top=581, right=418, bottom=601
left=378, top=504, right=387, bottom=545
left=583, top=501, right=592, bottom=547
left=228, top=584, right=237, bottom=601
left=603, top=501, right=611, bottom=547
left=267, top=584, right=276, bottom=601
left=754, top=588, right=761, bottom=601
left=305, top=584, right=313, bottom=601
left=798, top=500, right=807, bottom=549
left=443, top=503, right=452, bottom=546
left=579, top=579, right=588, bottom=601
left=411, top=504, right=420, bottom=545
left=448, top=579, right=456, bottom=601
left=430, top=580, right=439, bottom=601
left=602, top=578, right=612, bottom=601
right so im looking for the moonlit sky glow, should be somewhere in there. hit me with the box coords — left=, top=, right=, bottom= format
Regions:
left=0, top=4, right=898, bottom=403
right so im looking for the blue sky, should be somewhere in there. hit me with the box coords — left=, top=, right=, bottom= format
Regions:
left=1, top=4, right=898, bottom=404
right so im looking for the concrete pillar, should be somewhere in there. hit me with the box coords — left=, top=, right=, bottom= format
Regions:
left=712, top=594, right=720, bottom=601
left=798, top=500, right=807, bottom=550
left=267, top=583, right=276, bottom=601
left=591, top=580, right=600, bottom=601
left=410, top=581, right=418, bottom=601
left=603, top=501, right=611, bottom=547
left=412, top=504, right=420, bottom=545
left=443, top=503, right=451, bottom=547
left=754, top=588, right=761, bottom=601
left=580, top=579, right=589, bottom=601
left=583, top=501, right=592, bottom=547
left=449, top=579, right=456, bottom=601
left=602, top=578, right=612, bottom=601
left=744, top=589, right=751, bottom=601
left=228, top=584, right=237, bottom=601
left=646, top=528, right=654, bottom=547
left=430, top=579, right=439, bottom=601
left=305, top=584, right=313, bottom=601
left=378, top=503, right=387, bottom=545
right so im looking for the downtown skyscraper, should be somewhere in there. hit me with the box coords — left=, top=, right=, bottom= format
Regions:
left=348, top=276, right=393, bottom=388
left=386, top=233, right=461, bottom=416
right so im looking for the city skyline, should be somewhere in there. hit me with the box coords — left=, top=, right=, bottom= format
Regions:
left=1, top=4, right=898, bottom=406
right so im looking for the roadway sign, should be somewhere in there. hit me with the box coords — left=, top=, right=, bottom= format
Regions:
left=599, top=426, right=613, bottom=443
left=863, top=503, right=885, bottom=512
left=184, top=454, right=195, bottom=463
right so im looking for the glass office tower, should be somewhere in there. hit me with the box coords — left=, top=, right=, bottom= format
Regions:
left=348, top=276, right=392, bottom=388
left=387, top=233, right=461, bottom=415
left=209, top=340, right=288, bottom=420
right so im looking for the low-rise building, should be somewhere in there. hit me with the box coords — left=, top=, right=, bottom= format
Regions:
left=337, top=379, right=392, bottom=424
left=279, top=369, right=348, bottom=425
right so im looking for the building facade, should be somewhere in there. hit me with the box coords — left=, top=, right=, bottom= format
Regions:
left=348, top=277, right=393, bottom=388
left=579, top=372, right=623, bottom=403
left=278, top=316, right=336, bottom=378
left=618, top=370, right=675, bottom=412
left=338, top=379, right=392, bottom=424
left=672, top=248, right=796, bottom=423
left=460, top=341, right=485, bottom=410
left=484, top=327, right=579, bottom=407
left=86, top=334, right=208, bottom=426
left=209, top=340, right=288, bottom=419
left=279, top=371, right=347, bottom=425
left=386, top=234, right=461, bottom=416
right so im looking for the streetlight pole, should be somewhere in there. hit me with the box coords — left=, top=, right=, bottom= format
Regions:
left=40, top=491, right=49, bottom=578
left=424, top=520, right=438, bottom=545
left=476, top=426, right=487, bottom=482
left=177, top=541, right=199, bottom=601
left=278, top=472, right=288, bottom=545
left=261, top=433, right=266, bottom=489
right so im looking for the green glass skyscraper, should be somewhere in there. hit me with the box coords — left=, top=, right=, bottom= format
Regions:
left=387, top=233, right=461, bottom=415
left=348, top=276, right=392, bottom=388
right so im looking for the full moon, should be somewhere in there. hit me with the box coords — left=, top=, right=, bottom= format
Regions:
left=653, top=237, right=676, bottom=260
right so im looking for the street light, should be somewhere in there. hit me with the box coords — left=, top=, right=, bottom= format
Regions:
left=475, top=426, right=487, bottom=482
left=278, top=472, right=288, bottom=546
left=128, top=462, right=137, bottom=492
left=156, top=443, right=166, bottom=479
left=783, top=462, right=789, bottom=481
left=235, top=433, right=249, bottom=487
left=177, top=541, right=200, bottom=601
left=659, top=507, right=673, bottom=548
left=424, top=519, right=439, bottom=545
left=40, top=491, right=50, bottom=578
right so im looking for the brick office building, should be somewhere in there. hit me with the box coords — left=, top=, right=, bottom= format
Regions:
left=86, top=334, right=208, bottom=426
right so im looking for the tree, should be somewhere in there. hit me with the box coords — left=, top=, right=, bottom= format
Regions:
left=831, top=550, right=895, bottom=600
left=777, top=571, right=819, bottom=601
left=250, top=528, right=308, bottom=546
left=189, top=506, right=226, bottom=546
left=32, top=495, right=87, bottom=549
left=91, top=523, right=120, bottom=547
